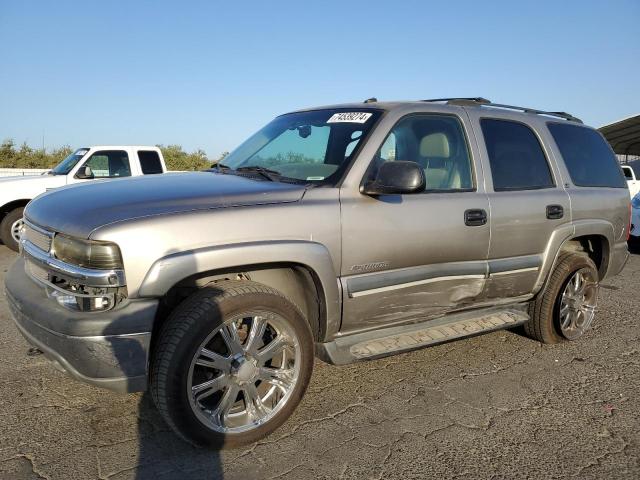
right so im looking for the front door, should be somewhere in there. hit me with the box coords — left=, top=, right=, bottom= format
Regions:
left=340, top=113, right=490, bottom=334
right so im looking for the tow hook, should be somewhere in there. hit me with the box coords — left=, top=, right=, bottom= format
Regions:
left=27, top=347, right=43, bottom=357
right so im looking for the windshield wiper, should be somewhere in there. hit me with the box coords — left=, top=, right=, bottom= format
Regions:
left=235, top=166, right=281, bottom=181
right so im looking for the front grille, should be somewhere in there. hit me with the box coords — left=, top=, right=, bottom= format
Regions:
left=24, top=223, right=52, bottom=252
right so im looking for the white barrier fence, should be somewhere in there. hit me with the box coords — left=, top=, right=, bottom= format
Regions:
left=0, top=168, right=50, bottom=177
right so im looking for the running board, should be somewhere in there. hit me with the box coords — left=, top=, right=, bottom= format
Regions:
left=316, top=305, right=529, bottom=365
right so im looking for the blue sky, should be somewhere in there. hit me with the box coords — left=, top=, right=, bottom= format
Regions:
left=0, top=0, right=638, bottom=158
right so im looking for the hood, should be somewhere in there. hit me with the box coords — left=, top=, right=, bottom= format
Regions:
left=0, top=173, right=64, bottom=186
left=0, top=174, right=47, bottom=183
left=0, top=174, right=67, bottom=201
left=25, top=172, right=307, bottom=238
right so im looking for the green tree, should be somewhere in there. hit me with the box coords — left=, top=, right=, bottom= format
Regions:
left=0, top=140, right=216, bottom=172
left=157, top=145, right=212, bottom=171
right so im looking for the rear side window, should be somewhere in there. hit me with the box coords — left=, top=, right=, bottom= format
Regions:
left=547, top=123, right=626, bottom=188
left=138, top=150, right=164, bottom=174
left=481, top=119, right=554, bottom=191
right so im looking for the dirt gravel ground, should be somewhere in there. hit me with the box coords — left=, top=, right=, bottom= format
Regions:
left=0, top=246, right=638, bottom=480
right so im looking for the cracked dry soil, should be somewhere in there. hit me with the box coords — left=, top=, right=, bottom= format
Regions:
left=0, top=247, right=638, bottom=479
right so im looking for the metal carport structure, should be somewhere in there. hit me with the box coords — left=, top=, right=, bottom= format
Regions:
left=599, top=114, right=640, bottom=161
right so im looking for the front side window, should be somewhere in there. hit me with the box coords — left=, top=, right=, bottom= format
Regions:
left=481, top=119, right=554, bottom=191
left=547, top=123, right=626, bottom=188
left=622, top=166, right=634, bottom=180
left=367, top=115, right=473, bottom=191
left=81, top=150, right=131, bottom=178
left=221, top=109, right=382, bottom=184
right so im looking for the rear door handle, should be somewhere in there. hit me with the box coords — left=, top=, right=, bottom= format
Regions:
left=464, top=209, right=487, bottom=226
left=546, top=205, right=564, bottom=220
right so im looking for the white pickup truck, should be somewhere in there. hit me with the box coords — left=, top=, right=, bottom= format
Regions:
left=0, top=145, right=167, bottom=251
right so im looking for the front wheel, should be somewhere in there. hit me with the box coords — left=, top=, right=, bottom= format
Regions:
left=0, top=207, right=25, bottom=252
left=150, top=281, right=314, bottom=448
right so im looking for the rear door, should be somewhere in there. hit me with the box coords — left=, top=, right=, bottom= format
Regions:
left=466, top=110, right=571, bottom=299
left=339, top=111, right=491, bottom=334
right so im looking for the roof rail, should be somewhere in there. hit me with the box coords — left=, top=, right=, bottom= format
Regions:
left=421, top=97, right=582, bottom=123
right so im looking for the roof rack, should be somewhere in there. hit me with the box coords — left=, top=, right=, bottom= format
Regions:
left=421, top=97, right=582, bottom=123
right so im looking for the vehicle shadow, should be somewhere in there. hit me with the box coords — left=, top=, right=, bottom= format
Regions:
left=627, top=241, right=640, bottom=255
left=133, top=392, right=225, bottom=479
left=103, top=294, right=226, bottom=479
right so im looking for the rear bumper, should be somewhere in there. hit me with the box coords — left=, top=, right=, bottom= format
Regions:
left=608, top=241, right=630, bottom=278
left=5, top=258, right=159, bottom=393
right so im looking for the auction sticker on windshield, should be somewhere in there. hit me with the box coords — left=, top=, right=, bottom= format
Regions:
left=327, top=112, right=372, bottom=123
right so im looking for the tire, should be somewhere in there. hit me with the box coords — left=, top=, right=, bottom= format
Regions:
left=0, top=207, right=25, bottom=252
left=525, top=252, right=599, bottom=344
left=150, top=280, right=314, bottom=448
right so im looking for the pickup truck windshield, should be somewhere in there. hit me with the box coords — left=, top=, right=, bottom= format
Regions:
left=50, top=148, right=89, bottom=175
left=221, top=109, right=382, bottom=184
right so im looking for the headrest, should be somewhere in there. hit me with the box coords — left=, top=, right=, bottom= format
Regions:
left=419, top=133, right=450, bottom=158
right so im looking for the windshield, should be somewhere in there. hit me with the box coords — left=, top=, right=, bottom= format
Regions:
left=51, top=148, right=89, bottom=175
left=221, top=109, right=382, bottom=184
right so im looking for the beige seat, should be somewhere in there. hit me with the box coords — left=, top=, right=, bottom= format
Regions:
left=419, top=133, right=462, bottom=189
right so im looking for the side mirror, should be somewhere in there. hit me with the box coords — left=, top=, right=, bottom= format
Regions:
left=75, top=165, right=94, bottom=179
left=362, top=161, right=426, bottom=196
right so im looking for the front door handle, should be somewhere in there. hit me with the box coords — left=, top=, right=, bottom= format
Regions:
left=464, top=209, right=487, bottom=226
left=546, top=205, right=564, bottom=220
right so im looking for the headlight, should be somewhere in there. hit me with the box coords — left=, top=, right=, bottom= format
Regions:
left=52, top=234, right=123, bottom=270
left=633, top=195, right=640, bottom=210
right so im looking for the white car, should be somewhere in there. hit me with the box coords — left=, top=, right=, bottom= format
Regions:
left=0, top=146, right=167, bottom=251
left=630, top=192, right=640, bottom=244
left=621, top=165, right=640, bottom=198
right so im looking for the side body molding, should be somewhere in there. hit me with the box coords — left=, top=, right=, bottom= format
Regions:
left=138, top=240, right=341, bottom=339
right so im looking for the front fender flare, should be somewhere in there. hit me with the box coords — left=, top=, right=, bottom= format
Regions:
left=138, top=240, right=341, bottom=338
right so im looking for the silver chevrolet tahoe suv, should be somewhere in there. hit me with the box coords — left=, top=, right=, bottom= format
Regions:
left=5, top=98, right=630, bottom=448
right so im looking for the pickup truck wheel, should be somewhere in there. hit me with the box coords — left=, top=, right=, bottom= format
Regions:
left=525, top=253, right=599, bottom=343
left=0, top=207, right=25, bottom=252
left=150, top=280, right=314, bottom=448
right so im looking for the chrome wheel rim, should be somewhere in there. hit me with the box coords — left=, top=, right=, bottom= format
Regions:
left=558, top=268, right=598, bottom=340
left=10, top=217, right=24, bottom=243
left=187, top=310, right=301, bottom=434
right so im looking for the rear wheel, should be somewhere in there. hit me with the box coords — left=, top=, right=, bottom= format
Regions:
left=525, top=252, right=599, bottom=343
left=150, top=281, right=314, bottom=448
left=0, top=207, right=25, bottom=252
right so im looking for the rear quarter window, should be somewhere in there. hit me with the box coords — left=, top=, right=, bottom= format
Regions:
left=138, top=150, right=164, bottom=174
left=547, top=123, right=626, bottom=188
